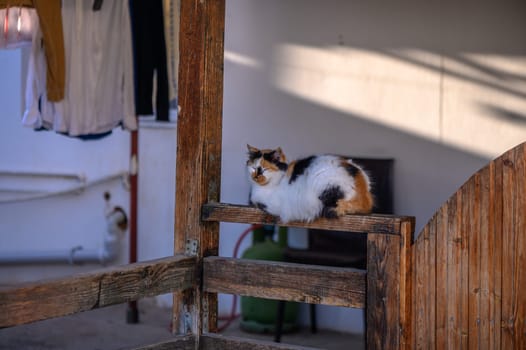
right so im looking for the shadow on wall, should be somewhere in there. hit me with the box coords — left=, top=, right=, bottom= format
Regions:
left=220, top=0, right=526, bottom=334
left=222, top=0, right=526, bottom=234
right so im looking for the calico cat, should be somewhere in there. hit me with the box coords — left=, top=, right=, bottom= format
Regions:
left=246, top=145, right=373, bottom=223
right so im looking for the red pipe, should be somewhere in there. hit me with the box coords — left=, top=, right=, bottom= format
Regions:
left=217, top=224, right=262, bottom=332
left=127, top=128, right=139, bottom=323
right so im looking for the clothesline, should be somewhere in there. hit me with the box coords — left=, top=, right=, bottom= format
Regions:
left=1, top=0, right=179, bottom=139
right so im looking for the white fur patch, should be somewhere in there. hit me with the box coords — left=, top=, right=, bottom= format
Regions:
left=248, top=155, right=370, bottom=222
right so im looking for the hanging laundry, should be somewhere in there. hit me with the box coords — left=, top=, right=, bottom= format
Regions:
left=23, top=0, right=137, bottom=138
left=0, top=6, right=36, bottom=49
left=0, top=0, right=65, bottom=102
left=162, top=0, right=179, bottom=106
left=129, top=0, right=170, bottom=122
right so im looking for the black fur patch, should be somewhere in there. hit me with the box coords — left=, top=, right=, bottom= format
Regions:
left=343, top=161, right=360, bottom=177
left=289, top=156, right=315, bottom=184
left=263, top=151, right=288, bottom=171
left=318, top=185, right=344, bottom=218
left=248, top=150, right=262, bottom=162
left=276, top=162, right=288, bottom=171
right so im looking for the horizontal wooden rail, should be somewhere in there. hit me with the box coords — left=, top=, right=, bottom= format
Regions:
left=200, top=333, right=321, bottom=350
left=133, top=335, right=196, bottom=350
left=202, top=202, right=414, bottom=235
left=203, top=256, right=366, bottom=308
left=0, top=255, right=197, bottom=328
left=134, top=334, right=321, bottom=350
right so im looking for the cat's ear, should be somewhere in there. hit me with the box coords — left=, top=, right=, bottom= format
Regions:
left=247, top=144, right=259, bottom=154
left=247, top=144, right=262, bottom=161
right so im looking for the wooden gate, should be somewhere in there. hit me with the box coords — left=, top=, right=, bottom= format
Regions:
left=411, top=142, right=526, bottom=349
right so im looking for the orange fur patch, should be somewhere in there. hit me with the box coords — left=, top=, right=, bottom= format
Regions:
left=286, top=161, right=297, bottom=178
left=335, top=169, right=373, bottom=215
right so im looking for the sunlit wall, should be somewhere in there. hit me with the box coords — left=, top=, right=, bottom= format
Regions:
left=220, top=0, right=526, bottom=334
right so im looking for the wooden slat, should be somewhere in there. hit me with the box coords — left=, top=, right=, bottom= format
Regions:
left=366, top=233, right=401, bottom=349
left=202, top=202, right=414, bottom=235
left=454, top=173, right=469, bottom=348
left=514, top=143, right=526, bottom=350
left=203, top=257, right=366, bottom=308
left=413, top=223, right=428, bottom=348
left=132, top=335, right=196, bottom=350
left=489, top=155, right=503, bottom=349
left=435, top=200, right=450, bottom=350
left=501, top=143, right=526, bottom=349
left=0, top=255, right=196, bottom=328
left=478, top=166, right=491, bottom=347
left=467, top=172, right=482, bottom=347
left=200, top=333, right=322, bottom=350
left=174, top=0, right=225, bottom=335
left=501, top=144, right=516, bottom=349
left=398, top=220, right=414, bottom=349
left=427, top=211, right=437, bottom=350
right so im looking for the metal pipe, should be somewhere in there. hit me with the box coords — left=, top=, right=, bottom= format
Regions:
left=0, top=203, right=127, bottom=265
left=0, top=170, right=83, bottom=180
left=0, top=245, right=117, bottom=265
left=0, top=172, right=128, bottom=204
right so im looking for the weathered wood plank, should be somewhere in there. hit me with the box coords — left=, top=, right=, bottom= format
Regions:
left=174, top=0, right=225, bottom=335
left=467, top=172, right=481, bottom=348
left=0, top=255, right=197, bottom=328
left=367, top=233, right=401, bottom=349
left=478, top=166, right=491, bottom=347
left=203, top=257, right=366, bottom=308
left=426, top=212, right=437, bottom=349
left=501, top=146, right=517, bottom=349
left=413, top=224, right=428, bottom=348
left=399, top=220, right=414, bottom=349
left=489, top=156, right=503, bottom=349
left=202, top=202, right=414, bottom=235
left=455, top=176, right=469, bottom=348
left=132, top=335, right=196, bottom=350
left=200, top=333, right=321, bottom=350
left=501, top=143, right=526, bottom=349
left=514, top=143, right=526, bottom=350
left=435, top=200, right=450, bottom=350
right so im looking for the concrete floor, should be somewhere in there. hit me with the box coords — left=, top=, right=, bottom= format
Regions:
left=0, top=299, right=364, bottom=350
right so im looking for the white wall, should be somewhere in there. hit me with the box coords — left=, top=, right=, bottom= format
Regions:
left=219, top=0, right=526, bottom=334
left=0, top=49, right=131, bottom=282
left=136, top=120, right=178, bottom=307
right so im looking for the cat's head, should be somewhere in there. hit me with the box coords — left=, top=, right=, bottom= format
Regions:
left=246, top=144, right=288, bottom=186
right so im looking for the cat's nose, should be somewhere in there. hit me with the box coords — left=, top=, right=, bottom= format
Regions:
left=256, top=167, right=263, bottom=176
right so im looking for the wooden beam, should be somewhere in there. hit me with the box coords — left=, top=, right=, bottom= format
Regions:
left=202, top=203, right=414, bottom=235
left=132, top=335, right=196, bottom=350
left=203, top=257, right=366, bottom=308
left=367, top=233, right=401, bottom=349
left=0, top=255, right=197, bottom=328
left=174, top=0, right=225, bottom=335
left=200, top=333, right=322, bottom=350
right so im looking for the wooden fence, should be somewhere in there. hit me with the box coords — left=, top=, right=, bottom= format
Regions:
left=1, top=0, right=525, bottom=348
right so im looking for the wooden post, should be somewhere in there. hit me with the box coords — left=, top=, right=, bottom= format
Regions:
left=367, top=218, right=413, bottom=350
left=173, top=0, right=225, bottom=335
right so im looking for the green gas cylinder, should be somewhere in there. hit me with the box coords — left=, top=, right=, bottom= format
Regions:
left=240, top=225, right=299, bottom=333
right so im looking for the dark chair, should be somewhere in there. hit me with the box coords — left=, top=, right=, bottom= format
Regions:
left=274, top=158, right=394, bottom=343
